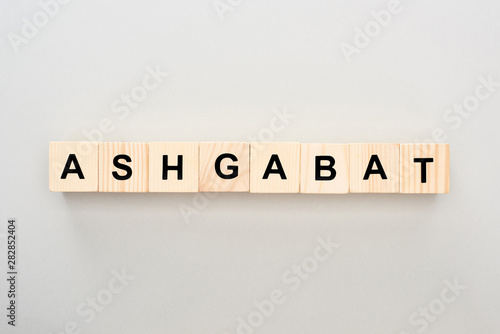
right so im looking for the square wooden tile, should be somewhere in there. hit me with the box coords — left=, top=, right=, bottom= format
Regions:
left=300, top=143, right=349, bottom=194
left=250, top=142, right=300, bottom=193
left=149, top=142, right=198, bottom=192
left=349, top=143, right=399, bottom=193
left=49, top=142, right=98, bottom=192
left=99, top=142, right=148, bottom=192
left=400, top=143, right=449, bottom=193
left=199, top=142, right=249, bottom=192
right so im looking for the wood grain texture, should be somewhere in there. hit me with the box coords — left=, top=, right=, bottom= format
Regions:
left=99, top=142, right=148, bottom=192
left=400, top=143, right=449, bottom=193
left=349, top=143, right=400, bottom=193
left=149, top=142, right=198, bottom=192
left=49, top=142, right=98, bottom=192
left=250, top=142, right=300, bottom=193
left=300, top=143, right=349, bottom=194
left=199, top=142, right=249, bottom=192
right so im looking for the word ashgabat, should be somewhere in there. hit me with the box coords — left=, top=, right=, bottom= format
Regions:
left=49, top=142, right=449, bottom=194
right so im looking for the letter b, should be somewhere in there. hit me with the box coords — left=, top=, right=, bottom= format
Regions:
left=315, top=156, right=336, bottom=181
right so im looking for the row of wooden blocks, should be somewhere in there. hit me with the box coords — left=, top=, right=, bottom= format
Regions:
left=49, top=142, right=449, bottom=193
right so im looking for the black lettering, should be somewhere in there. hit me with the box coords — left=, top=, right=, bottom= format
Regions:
left=112, top=154, right=132, bottom=180
left=215, top=153, right=238, bottom=179
left=363, top=155, right=387, bottom=180
left=263, top=154, right=287, bottom=179
left=315, top=156, right=336, bottom=181
left=60, top=154, right=84, bottom=179
left=413, top=158, right=434, bottom=183
left=162, top=155, right=183, bottom=180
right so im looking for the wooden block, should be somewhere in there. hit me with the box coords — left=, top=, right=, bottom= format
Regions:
left=250, top=142, right=300, bottom=193
left=99, top=142, right=148, bottom=192
left=349, top=143, right=399, bottom=193
left=149, top=142, right=198, bottom=192
left=400, top=143, right=449, bottom=193
left=300, top=144, right=349, bottom=194
left=49, top=142, right=98, bottom=192
left=199, top=142, right=249, bottom=192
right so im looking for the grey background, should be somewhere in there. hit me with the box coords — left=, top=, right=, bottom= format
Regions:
left=1, top=0, right=499, bottom=333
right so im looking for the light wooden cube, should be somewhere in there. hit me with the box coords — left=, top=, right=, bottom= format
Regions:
left=49, top=142, right=98, bottom=192
left=300, top=144, right=349, bottom=194
left=250, top=142, right=300, bottom=193
left=400, top=143, right=449, bottom=193
left=199, top=142, right=249, bottom=192
left=99, top=142, right=148, bottom=192
left=149, top=142, right=198, bottom=192
left=349, top=143, right=400, bottom=193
